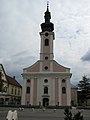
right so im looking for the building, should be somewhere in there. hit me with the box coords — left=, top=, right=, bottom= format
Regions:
left=0, top=64, right=22, bottom=105
left=21, top=4, right=72, bottom=107
left=71, top=84, right=78, bottom=106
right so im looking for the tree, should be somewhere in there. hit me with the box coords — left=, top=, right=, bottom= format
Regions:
left=78, top=75, right=90, bottom=106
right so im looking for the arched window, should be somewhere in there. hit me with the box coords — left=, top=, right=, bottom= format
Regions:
left=18, top=89, right=20, bottom=95
left=11, top=88, right=13, bottom=94
left=26, top=87, right=30, bottom=94
left=27, top=79, right=30, bottom=83
left=62, top=87, right=66, bottom=94
left=45, top=56, right=48, bottom=60
left=45, top=39, right=49, bottom=46
left=15, top=88, right=17, bottom=95
left=62, top=79, right=66, bottom=83
left=44, top=86, right=48, bottom=94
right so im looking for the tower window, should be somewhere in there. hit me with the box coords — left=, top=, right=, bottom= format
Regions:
left=45, top=56, right=48, bottom=60
left=44, top=66, right=48, bottom=70
left=27, top=79, right=30, bottom=83
left=62, top=79, right=66, bottom=83
left=45, top=32, right=48, bottom=36
left=26, top=87, right=30, bottom=94
left=62, top=87, right=66, bottom=94
left=45, top=39, right=49, bottom=46
left=44, top=79, right=48, bottom=83
left=44, top=86, right=48, bottom=94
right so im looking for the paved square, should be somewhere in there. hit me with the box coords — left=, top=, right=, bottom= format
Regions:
left=0, top=107, right=90, bottom=120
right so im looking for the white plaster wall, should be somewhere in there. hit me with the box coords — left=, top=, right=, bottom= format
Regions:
left=37, top=77, right=43, bottom=105
left=30, top=78, right=34, bottom=105
left=29, top=78, right=34, bottom=105
left=37, top=76, right=55, bottom=106
left=50, top=61, right=53, bottom=72
left=21, top=78, right=26, bottom=105
left=50, top=77, right=55, bottom=106
left=58, top=78, right=62, bottom=106
left=66, top=78, right=71, bottom=106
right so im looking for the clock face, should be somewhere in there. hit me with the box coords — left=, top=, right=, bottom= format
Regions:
left=45, top=32, right=48, bottom=36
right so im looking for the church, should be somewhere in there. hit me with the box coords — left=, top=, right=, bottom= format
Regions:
left=21, top=4, right=72, bottom=107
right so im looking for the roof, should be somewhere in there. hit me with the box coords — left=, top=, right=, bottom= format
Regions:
left=0, top=64, right=6, bottom=76
left=23, top=60, right=71, bottom=73
left=6, top=75, right=22, bottom=88
left=71, top=84, right=78, bottom=89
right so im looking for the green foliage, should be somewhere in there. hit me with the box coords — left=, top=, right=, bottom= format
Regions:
left=78, top=75, right=90, bottom=105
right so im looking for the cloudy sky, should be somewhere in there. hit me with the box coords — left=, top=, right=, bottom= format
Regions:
left=0, top=0, right=90, bottom=85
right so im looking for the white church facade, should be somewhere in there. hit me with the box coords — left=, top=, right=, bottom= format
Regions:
left=21, top=4, right=72, bottom=107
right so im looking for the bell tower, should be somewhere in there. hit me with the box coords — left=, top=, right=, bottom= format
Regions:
left=40, top=3, right=55, bottom=72
left=22, top=2, right=72, bottom=107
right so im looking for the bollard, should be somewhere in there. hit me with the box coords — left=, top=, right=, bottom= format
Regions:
left=72, top=106, right=76, bottom=110
left=31, top=108, right=34, bottom=112
left=12, top=110, right=18, bottom=120
left=54, top=109, right=56, bottom=112
left=19, top=107, right=24, bottom=111
left=19, top=107, right=21, bottom=111
left=42, top=107, right=45, bottom=112
left=6, top=110, right=13, bottom=120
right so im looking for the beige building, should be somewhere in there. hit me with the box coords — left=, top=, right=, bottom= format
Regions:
left=71, top=84, right=78, bottom=106
left=22, top=4, right=72, bottom=107
left=0, top=64, right=22, bottom=105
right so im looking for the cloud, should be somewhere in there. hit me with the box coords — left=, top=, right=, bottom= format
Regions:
left=0, top=0, right=90, bottom=85
left=0, top=49, right=38, bottom=85
left=81, top=48, right=90, bottom=61
left=12, top=50, right=30, bottom=57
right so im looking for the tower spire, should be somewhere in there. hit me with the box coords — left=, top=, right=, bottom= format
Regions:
left=47, top=1, right=49, bottom=12
left=41, top=2, right=54, bottom=32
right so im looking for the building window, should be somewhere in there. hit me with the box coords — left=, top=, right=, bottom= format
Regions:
left=18, top=89, right=20, bottom=95
left=44, top=66, right=48, bottom=70
left=26, top=87, right=30, bottom=94
left=44, top=86, right=48, bottom=94
left=27, top=79, right=30, bottom=83
left=45, top=39, right=49, bottom=46
left=62, top=87, right=66, bottom=94
left=11, top=88, right=13, bottom=94
left=62, top=79, right=66, bottom=83
left=44, top=79, right=48, bottom=83
left=4, top=87, right=7, bottom=92
left=15, top=88, right=17, bottom=95
left=45, top=32, right=48, bottom=36
left=45, top=56, right=48, bottom=60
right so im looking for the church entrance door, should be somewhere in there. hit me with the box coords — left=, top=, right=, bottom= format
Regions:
left=43, top=98, right=49, bottom=107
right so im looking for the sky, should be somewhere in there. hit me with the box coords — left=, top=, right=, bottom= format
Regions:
left=0, top=0, right=90, bottom=85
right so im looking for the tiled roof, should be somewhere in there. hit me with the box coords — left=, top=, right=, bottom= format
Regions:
left=6, top=75, right=22, bottom=88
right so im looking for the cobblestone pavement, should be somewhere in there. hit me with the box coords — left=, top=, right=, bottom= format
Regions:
left=0, top=107, right=90, bottom=120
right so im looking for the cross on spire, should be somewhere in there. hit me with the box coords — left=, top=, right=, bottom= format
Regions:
left=47, top=1, right=49, bottom=12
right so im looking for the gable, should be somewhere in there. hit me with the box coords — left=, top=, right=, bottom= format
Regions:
left=23, top=61, right=40, bottom=72
left=0, top=64, right=7, bottom=82
left=53, top=61, right=70, bottom=72
left=6, top=75, right=22, bottom=88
